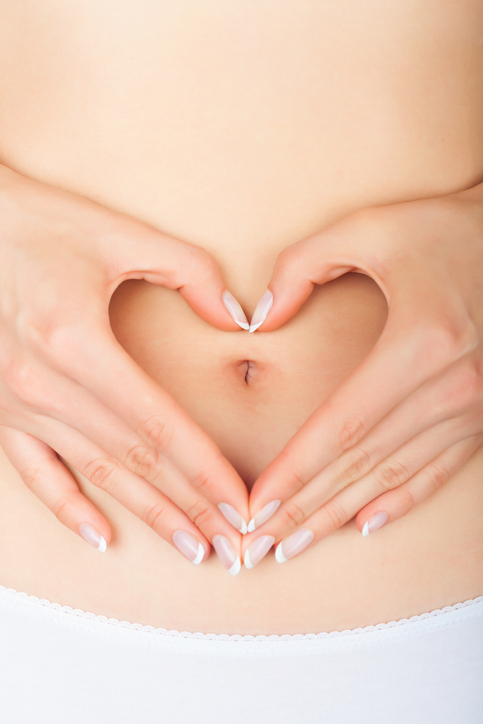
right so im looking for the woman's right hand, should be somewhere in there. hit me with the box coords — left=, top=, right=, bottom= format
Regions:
left=0, top=163, right=249, bottom=574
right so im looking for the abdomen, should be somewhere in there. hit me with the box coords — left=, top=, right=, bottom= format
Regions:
left=0, top=0, right=482, bottom=634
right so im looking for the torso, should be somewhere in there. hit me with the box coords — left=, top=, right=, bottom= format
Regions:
left=0, top=0, right=482, bottom=635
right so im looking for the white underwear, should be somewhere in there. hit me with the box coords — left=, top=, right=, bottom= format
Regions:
left=0, top=584, right=482, bottom=724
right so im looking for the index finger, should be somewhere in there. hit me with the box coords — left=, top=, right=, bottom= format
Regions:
left=50, top=325, right=250, bottom=525
left=249, top=317, right=453, bottom=523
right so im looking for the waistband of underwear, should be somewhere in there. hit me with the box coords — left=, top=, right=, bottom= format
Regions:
left=1, top=583, right=482, bottom=647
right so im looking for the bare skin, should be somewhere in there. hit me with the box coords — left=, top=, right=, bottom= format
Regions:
left=0, top=0, right=482, bottom=635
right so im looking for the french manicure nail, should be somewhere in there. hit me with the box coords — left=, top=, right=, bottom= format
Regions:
left=79, top=523, right=107, bottom=552
left=275, top=528, right=314, bottom=563
left=173, top=530, right=205, bottom=564
left=361, top=512, right=388, bottom=537
left=212, top=535, right=241, bottom=576
left=218, top=503, right=248, bottom=534
left=249, top=290, right=273, bottom=333
left=222, top=290, right=249, bottom=330
left=244, top=535, right=275, bottom=569
left=247, top=500, right=281, bottom=532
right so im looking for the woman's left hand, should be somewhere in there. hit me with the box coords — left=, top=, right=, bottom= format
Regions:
left=243, top=181, right=483, bottom=568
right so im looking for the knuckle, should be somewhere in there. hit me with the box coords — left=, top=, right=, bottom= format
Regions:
left=14, top=312, right=47, bottom=349
left=84, top=457, right=120, bottom=491
left=375, top=459, right=410, bottom=492
left=323, top=500, right=348, bottom=531
left=276, top=450, right=306, bottom=493
left=424, top=463, right=449, bottom=493
left=275, top=243, right=303, bottom=279
left=418, top=320, right=473, bottom=372
left=138, top=415, right=173, bottom=454
left=456, top=357, right=482, bottom=406
left=433, top=322, right=466, bottom=360
left=189, top=448, right=226, bottom=497
left=393, top=486, right=416, bottom=516
left=142, top=500, right=168, bottom=531
left=336, top=414, right=367, bottom=453
left=280, top=500, right=306, bottom=531
left=190, top=469, right=215, bottom=497
left=3, top=357, right=48, bottom=409
left=125, top=444, right=159, bottom=482
left=24, top=316, right=79, bottom=360
left=185, top=499, right=215, bottom=530
left=337, top=447, right=372, bottom=485
left=433, top=355, right=482, bottom=419
left=20, top=313, right=105, bottom=380
left=188, top=246, right=218, bottom=283
left=51, top=497, right=69, bottom=523
left=19, top=465, right=43, bottom=491
left=289, top=465, right=307, bottom=494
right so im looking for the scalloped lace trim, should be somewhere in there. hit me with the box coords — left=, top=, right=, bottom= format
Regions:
left=1, top=584, right=482, bottom=642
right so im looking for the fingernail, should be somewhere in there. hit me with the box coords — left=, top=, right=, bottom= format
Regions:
left=275, top=528, right=314, bottom=563
left=244, top=535, right=275, bottom=569
left=222, top=290, right=249, bottom=330
left=79, top=523, right=107, bottom=552
left=361, top=511, right=388, bottom=537
left=247, top=500, right=281, bottom=532
left=249, top=290, right=273, bottom=333
left=173, top=530, right=205, bottom=564
left=218, top=503, right=248, bottom=534
left=212, top=535, right=241, bottom=576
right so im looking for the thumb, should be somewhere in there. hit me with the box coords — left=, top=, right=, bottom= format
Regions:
left=249, top=211, right=389, bottom=333
left=105, top=220, right=248, bottom=332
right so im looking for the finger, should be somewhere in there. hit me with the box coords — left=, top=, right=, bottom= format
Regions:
left=286, top=433, right=482, bottom=552
left=248, top=209, right=389, bottom=333
left=267, top=435, right=482, bottom=565
left=104, top=219, right=249, bottom=331
left=248, top=319, right=445, bottom=524
left=321, top=353, right=481, bottom=498
left=355, top=435, right=483, bottom=537
left=25, top=414, right=243, bottom=572
left=243, top=418, right=477, bottom=566
left=88, top=338, right=250, bottom=524
left=19, top=343, right=250, bottom=532
left=255, top=351, right=480, bottom=528
left=248, top=206, right=469, bottom=522
left=0, top=425, right=111, bottom=552
left=249, top=344, right=479, bottom=527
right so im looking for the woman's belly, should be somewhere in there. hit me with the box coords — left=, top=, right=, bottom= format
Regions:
left=0, top=273, right=482, bottom=635
left=0, top=0, right=482, bottom=634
